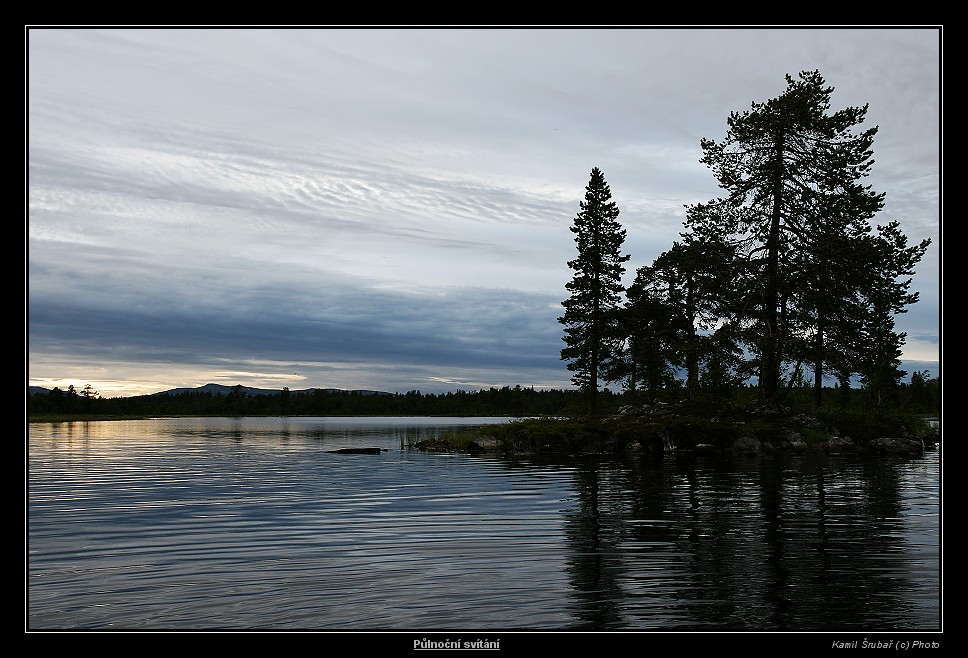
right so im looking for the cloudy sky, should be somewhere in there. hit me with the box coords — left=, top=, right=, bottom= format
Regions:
left=26, top=27, right=941, bottom=399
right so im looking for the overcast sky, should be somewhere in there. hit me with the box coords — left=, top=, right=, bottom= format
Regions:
left=26, top=27, right=941, bottom=398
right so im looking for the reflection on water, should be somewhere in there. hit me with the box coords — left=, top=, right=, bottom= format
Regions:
left=28, top=417, right=940, bottom=631
left=558, top=452, right=940, bottom=630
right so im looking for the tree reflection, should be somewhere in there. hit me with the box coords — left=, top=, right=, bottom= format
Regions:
left=563, top=456, right=626, bottom=628
left=555, top=450, right=938, bottom=630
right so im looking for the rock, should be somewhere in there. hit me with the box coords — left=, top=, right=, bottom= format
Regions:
left=467, top=437, right=501, bottom=453
left=866, top=437, right=924, bottom=455
left=732, top=435, right=762, bottom=455
left=327, top=447, right=383, bottom=454
left=778, top=428, right=807, bottom=452
left=615, top=403, right=674, bottom=418
left=826, top=436, right=856, bottom=453
left=623, top=441, right=644, bottom=455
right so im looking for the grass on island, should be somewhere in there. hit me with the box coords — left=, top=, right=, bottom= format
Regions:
left=410, top=401, right=938, bottom=456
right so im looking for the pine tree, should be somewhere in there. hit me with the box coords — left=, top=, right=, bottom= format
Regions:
left=847, top=221, right=930, bottom=408
left=689, top=70, right=921, bottom=409
left=559, top=167, right=630, bottom=416
left=611, top=263, right=677, bottom=397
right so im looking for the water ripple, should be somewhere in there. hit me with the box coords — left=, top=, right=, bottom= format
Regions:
left=28, top=418, right=940, bottom=631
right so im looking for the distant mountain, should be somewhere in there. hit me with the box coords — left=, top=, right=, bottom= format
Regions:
left=153, top=383, right=390, bottom=397
left=27, top=384, right=391, bottom=398
left=153, top=383, right=301, bottom=397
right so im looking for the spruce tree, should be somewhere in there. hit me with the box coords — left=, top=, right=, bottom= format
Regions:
left=559, top=167, right=630, bottom=416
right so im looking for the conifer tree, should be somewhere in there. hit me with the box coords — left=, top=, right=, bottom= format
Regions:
left=688, top=70, right=928, bottom=408
left=559, top=167, right=630, bottom=416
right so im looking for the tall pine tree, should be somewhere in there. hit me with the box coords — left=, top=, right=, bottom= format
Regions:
left=690, top=70, right=909, bottom=409
left=559, top=167, right=630, bottom=416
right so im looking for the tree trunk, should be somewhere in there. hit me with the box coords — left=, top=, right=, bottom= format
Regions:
left=760, top=137, right=786, bottom=407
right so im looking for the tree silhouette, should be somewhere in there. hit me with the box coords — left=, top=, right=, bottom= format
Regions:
left=559, top=167, right=630, bottom=416
left=689, top=70, right=928, bottom=408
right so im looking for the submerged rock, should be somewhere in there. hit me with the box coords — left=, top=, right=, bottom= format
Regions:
left=866, top=437, right=925, bottom=455
left=326, top=447, right=383, bottom=454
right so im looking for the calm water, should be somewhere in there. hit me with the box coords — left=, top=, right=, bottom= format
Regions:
left=27, top=417, right=941, bottom=632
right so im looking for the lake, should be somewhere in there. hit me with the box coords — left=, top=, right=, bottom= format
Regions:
left=27, top=416, right=940, bottom=639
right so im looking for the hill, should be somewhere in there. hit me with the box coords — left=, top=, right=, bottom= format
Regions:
left=27, top=383, right=391, bottom=398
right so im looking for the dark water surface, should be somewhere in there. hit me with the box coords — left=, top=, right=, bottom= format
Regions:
left=27, top=417, right=940, bottom=632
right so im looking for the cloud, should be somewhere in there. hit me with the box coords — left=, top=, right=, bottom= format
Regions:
left=27, top=27, right=941, bottom=397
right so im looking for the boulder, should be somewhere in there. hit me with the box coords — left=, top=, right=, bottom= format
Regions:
left=732, top=435, right=762, bottom=455
left=467, top=437, right=501, bottom=453
left=826, top=436, right=857, bottom=453
left=777, top=428, right=808, bottom=452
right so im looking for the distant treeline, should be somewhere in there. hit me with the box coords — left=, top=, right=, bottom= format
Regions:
left=28, top=385, right=579, bottom=418
left=27, top=375, right=939, bottom=419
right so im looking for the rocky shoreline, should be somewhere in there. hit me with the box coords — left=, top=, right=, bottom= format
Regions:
left=413, top=404, right=940, bottom=458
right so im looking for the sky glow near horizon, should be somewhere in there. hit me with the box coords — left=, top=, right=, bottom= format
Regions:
left=27, top=27, right=941, bottom=398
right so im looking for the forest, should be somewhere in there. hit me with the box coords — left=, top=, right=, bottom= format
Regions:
left=26, top=374, right=939, bottom=421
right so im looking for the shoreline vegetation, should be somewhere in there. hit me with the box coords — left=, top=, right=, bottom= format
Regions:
left=28, top=396, right=940, bottom=459
left=413, top=403, right=939, bottom=458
